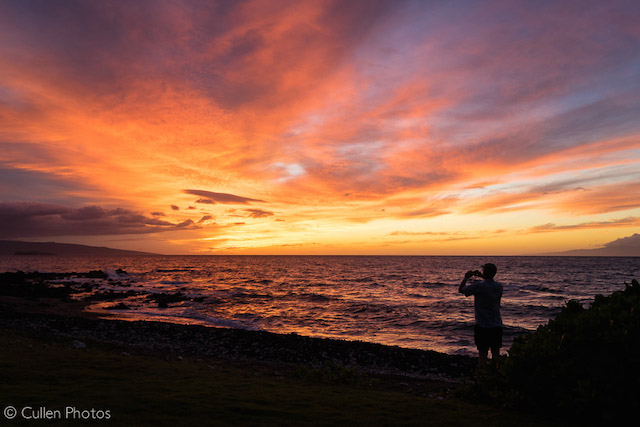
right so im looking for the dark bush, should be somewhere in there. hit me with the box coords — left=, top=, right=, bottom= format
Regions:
left=473, top=279, right=640, bottom=423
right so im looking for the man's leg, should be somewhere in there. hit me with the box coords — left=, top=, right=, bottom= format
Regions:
left=490, top=346, right=500, bottom=360
left=478, top=349, right=488, bottom=368
left=490, top=327, right=503, bottom=361
left=474, top=325, right=489, bottom=368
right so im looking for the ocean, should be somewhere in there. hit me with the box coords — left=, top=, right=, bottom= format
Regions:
left=2, top=255, right=638, bottom=355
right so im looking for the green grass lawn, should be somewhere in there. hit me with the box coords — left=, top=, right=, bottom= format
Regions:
left=0, top=329, right=548, bottom=426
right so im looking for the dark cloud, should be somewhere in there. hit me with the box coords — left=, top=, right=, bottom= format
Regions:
left=526, top=93, right=640, bottom=157
left=244, top=209, right=274, bottom=219
left=0, top=201, right=198, bottom=238
left=170, top=205, right=180, bottom=211
left=0, top=0, right=397, bottom=110
left=0, top=163, right=90, bottom=204
left=197, top=215, right=214, bottom=224
left=195, top=198, right=216, bottom=205
left=184, top=189, right=265, bottom=204
left=443, top=92, right=640, bottom=181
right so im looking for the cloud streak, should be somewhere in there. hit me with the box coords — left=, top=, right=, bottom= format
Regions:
left=0, top=202, right=198, bottom=238
left=183, top=189, right=265, bottom=205
left=529, top=217, right=640, bottom=233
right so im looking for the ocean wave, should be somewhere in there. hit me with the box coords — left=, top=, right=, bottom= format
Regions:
left=243, top=278, right=274, bottom=285
left=518, top=284, right=565, bottom=294
left=158, top=280, right=189, bottom=285
left=284, top=291, right=338, bottom=303
left=108, top=307, right=262, bottom=331
left=229, top=290, right=273, bottom=301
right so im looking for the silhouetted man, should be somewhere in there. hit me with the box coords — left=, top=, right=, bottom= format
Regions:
left=459, top=263, right=503, bottom=368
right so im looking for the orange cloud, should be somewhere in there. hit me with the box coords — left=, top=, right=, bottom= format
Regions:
left=1, top=0, right=639, bottom=254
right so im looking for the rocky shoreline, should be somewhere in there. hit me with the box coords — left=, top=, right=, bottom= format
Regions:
left=1, top=270, right=476, bottom=384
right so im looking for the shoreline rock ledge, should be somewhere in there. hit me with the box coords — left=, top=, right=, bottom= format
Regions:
left=2, top=309, right=476, bottom=382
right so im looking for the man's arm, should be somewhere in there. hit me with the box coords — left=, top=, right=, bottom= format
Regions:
left=459, top=270, right=474, bottom=294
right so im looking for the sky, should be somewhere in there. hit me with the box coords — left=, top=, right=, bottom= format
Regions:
left=1, top=0, right=639, bottom=255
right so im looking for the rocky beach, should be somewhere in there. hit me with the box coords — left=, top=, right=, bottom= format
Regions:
left=1, top=270, right=475, bottom=385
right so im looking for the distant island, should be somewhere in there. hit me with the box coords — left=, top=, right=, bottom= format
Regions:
left=13, top=251, right=56, bottom=256
left=0, top=240, right=159, bottom=257
left=542, top=233, right=640, bottom=257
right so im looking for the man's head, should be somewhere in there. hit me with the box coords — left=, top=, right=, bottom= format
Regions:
left=482, top=263, right=497, bottom=279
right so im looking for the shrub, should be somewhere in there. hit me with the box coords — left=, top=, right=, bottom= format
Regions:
left=473, top=279, right=640, bottom=423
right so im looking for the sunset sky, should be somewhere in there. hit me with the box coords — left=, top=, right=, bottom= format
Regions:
left=1, top=0, right=639, bottom=255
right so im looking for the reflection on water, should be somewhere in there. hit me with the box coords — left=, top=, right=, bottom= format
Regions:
left=1, top=255, right=638, bottom=355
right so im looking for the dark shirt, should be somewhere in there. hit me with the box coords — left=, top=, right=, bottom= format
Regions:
left=462, top=279, right=503, bottom=328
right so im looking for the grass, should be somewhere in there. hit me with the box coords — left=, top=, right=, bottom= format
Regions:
left=0, top=329, right=549, bottom=426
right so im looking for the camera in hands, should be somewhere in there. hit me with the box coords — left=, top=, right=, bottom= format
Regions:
left=466, top=269, right=483, bottom=278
